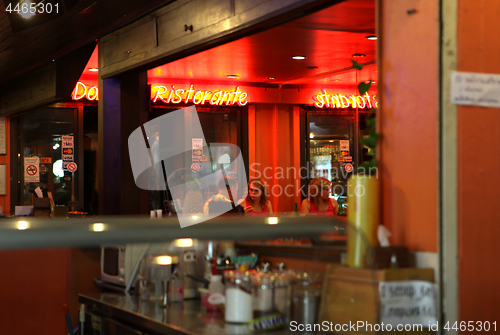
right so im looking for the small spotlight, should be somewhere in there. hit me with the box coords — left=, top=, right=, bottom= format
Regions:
left=18, top=221, right=29, bottom=230
left=365, top=35, right=377, bottom=40
left=292, top=56, right=307, bottom=60
left=88, top=68, right=99, bottom=72
left=267, top=217, right=279, bottom=225
left=174, top=238, right=193, bottom=247
left=93, top=223, right=104, bottom=232
left=352, top=53, right=366, bottom=57
left=227, top=75, right=239, bottom=79
left=268, top=77, right=276, bottom=80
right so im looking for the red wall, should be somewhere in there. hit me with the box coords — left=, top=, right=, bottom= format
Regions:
left=0, top=118, right=10, bottom=215
left=379, top=0, right=438, bottom=252
left=457, top=0, right=500, bottom=323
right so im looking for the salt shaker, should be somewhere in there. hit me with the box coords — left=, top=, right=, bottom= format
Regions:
left=252, top=263, right=275, bottom=315
left=224, top=270, right=253, bottom=323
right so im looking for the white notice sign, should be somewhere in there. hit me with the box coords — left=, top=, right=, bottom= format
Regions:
left=24, top=156, right=40, bottom=183
left=451, top=71, right=500, bottom=108
left=379, top=280, right=438, bottom=327
left=340, top=140, right=349, bottom=151
left=62, top=136, right=74, bottom=148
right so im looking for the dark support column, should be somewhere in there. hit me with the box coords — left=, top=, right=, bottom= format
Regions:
left=119, top=72, right=149, bottom=215
left=98, top=70, right=149, bottom=215
left=98, top=78, right=122, bottom=215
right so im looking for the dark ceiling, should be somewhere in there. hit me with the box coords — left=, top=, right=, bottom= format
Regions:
left=0, top=0, right=172, bottom=84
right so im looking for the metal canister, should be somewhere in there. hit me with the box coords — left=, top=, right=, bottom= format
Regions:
left=290, top=272, right=322, bottom=324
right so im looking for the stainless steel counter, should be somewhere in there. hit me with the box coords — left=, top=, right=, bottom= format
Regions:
left=80, top=293, right=300, bottom=335
left=0, top=215, right=343, bottom=250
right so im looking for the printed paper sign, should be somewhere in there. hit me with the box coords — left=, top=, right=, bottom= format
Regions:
left=340, top=140, right=350, bottom=151
left=41, top=157, right=52, bottom=164
left=344, top=156, right=352, bottom=162
left=192, top=138, right=203, bottom=162
left=24, top=156, right=40, bottom=183
left=379, top=280, right=438, bottom=327
left=451, top=71, right=500, bottom=108
left=62, top=136, right=74, bottom=148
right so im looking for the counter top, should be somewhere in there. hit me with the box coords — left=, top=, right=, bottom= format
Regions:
left=80, top=293, right=299, bottom=335
left=0, top=215, right=343, bottom=250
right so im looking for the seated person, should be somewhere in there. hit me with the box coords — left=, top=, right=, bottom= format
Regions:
left=301, top=177, right=339, bottom=215
left=203, top=176, right=244, bottom=215
left=243, top=179, right=273, bottom=216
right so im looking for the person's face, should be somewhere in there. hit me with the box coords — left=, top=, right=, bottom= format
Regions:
left=320, top=184, right=331, bottom=200
left=249, top=182, right=262, bottom=201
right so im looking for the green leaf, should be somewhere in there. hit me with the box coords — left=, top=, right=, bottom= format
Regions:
left=358, top=82, right=371, bottom=95
left=361, top=133, right=380, bottom=148
left=366, top=118, right=376, bottom=128
left=367, top=108, right=377, bottom=117
left=351, top=60, right=363, bottom=70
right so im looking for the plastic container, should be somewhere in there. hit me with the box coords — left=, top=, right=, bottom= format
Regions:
left=224, top=270, right=252, bottom=323
left=208, top=275, right=224, bottom=294
left=290, top=272, right=322, bottom=324
left=252, top=264, right=275, bottom=315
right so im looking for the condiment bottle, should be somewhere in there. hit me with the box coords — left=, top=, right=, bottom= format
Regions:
left=273, top=263, right=290, bottom=316
left=252, top=263, right=275, bottom=316
left=224, top=270, right=253, bottom=323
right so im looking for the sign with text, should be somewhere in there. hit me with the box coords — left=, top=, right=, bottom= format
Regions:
left=24, top=156, right=40, bottom=183
left=62, top=136, right=74, bottom=148
left=340, top=140, right=350, bottom=151
left=451, top=71, right=500, bottom=108
left=379, top=280, right=438, bottom=327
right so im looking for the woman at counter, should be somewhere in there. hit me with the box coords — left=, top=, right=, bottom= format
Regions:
left=243, top=179, right=273, bottom=216
left=302, top=177, right=339, bottom=215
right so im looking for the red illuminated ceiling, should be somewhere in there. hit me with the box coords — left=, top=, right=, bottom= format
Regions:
left=82, top=0, right=376, bottom=89
left=149, top=0, right=376, bottom=88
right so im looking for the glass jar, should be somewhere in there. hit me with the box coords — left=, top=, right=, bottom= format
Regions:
left=273, top=271, right=290, bottom=316
left=291, top=272, right=323, bottom=324
left=224, top=270, right=253, bottom=323
left=251, top=272, right=275, bottom=315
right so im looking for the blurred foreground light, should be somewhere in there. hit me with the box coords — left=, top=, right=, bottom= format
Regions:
left=155, top=256, right=173, bottom=265
left=174, top=238, right=193, bottom=247
left=93, top=223, right=104, bottom=232
left=267, top=217, right=279, bottom=225
left=18, top=221, right=29, bottom=230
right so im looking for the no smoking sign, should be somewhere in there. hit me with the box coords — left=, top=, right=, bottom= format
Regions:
left=345, top=163, right=354, bottom=173
left=67, top=162, right=78, bottom=173
left=26, top=165, right=37, bottom=175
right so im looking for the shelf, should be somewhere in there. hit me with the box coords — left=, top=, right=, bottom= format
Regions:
left=0, top=215, right=343, bottom=250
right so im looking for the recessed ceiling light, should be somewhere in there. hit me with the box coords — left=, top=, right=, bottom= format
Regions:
left=370, top=80, right=376, bottom=83
left=365, top=35, right=377, bottom=40
left=227, top=75, right=239, bottom=79
left=352, top=53, right=366, bottom=57
left=292, top=55, right=307, bottom=60
left=89, top=68, right=99, bottom=72
left=268, top=77, right=276, bottom=80
left=331, top=79, right=342, bottom=82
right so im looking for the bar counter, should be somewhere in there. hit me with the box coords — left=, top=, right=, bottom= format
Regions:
left=80, top=293, right=300, bottom=335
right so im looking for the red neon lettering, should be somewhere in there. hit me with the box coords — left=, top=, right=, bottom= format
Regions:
left=87, top=86, right=98, bottom=101
left=210, top=91, right=223, bottom=105
left=331, top=95, right=341, bottom=108
left=322, top=90, right=331, bottom=108
left=232, top=87, right=242, bottom=104
left=172, top=89, right=184, bottom=103
left=349, top=95, right=357, bottom=108
left=73, top=82, right=87, bottom=100
left=363, top=93, right=372, bottom=108
left=313, top=95, right=325, bottom=108
left=167, top=86, right=175, bottom=103
left=185, top=85, right=195, bottom=104
left=153, top=85, right=168, bottom=103
left=193, top=90, right=204, bottom=104
left=356, top=96, right=366, bottom=108
left=222, top=91, right=233, bottom=105
left=339, top=95, right=350, bottom=108
left=202, top=90, right=212, bottom=104
left=238, top=92, right=248, bottom=106
left=373, top=95, right=378, bottom=108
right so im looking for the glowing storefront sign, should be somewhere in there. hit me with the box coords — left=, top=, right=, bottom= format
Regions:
left=151, top=85, right=248, bottom=106
left=72, top=82, right=99, bottom=101
left=72, top=82, right=249, bottom=106
left=312, top=90, right=378, bottom=109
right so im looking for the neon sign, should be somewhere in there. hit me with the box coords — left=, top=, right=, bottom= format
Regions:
left=72, top=82, right=249, bottom=106
left=72, top=82, right=99, bottom=101
left=312, top=91, right=378, bottom=109
left=151, top=85, right=248, bottom=106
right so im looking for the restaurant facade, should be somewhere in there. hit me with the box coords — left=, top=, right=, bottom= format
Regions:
left=0, top=0, right=498, bottom=333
